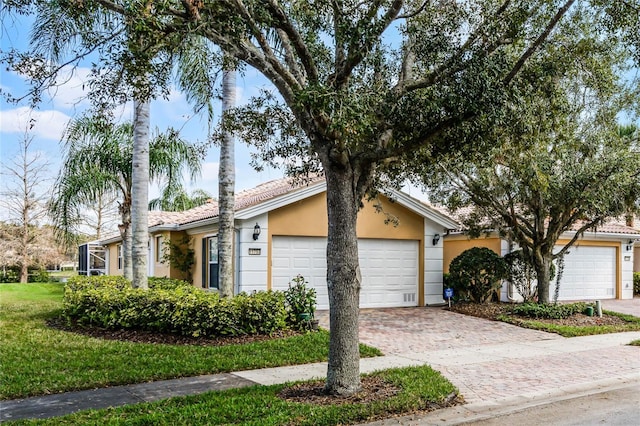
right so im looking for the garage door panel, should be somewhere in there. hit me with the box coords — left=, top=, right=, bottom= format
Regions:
left=272, top=236, right=418, bottom=309
left=552, top=245, right=616, bottom=301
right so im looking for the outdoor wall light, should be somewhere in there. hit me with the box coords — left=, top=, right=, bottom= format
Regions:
left=432, top=233, right=441, bottom=246
left=253, top=223, right=261, bottom=241
left=627, top=240, right=635, bottom=251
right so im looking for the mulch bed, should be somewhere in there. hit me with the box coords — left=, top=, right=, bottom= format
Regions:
left=449, top=302, right=627, bottom=327
left=46, top=317, right=301, bottom=346
left=279, top=376, right=400, bottom=406
left=279, top=378, right=460, bottom=417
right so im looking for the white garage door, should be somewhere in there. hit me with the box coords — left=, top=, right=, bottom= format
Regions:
left=272, top=236, right=419, bottom=309
left=552, top=245, right=616, bottom=300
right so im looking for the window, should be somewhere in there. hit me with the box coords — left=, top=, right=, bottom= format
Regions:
left=202, top=236, right=219, bottom=289
left=155, top=235, right=164, bottom=263
left=117, top=244, right=122, bottom=270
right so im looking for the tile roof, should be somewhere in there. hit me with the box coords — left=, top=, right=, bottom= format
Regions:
left=572, top=219, right=640, bottom=235
left=149, top=175, right=325, bottom=227
left=445, top=206, right=640, bottom=236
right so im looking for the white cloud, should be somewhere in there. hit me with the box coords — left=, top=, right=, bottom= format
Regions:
left=111, top=101, right=134, bottom=124
left=0, top=107, right=71, bottom=141
left=180, top=161, right=218, bottom=195
left=46, top=66, right=93, bottom=111
left=197, top=161, right=220, bottom=184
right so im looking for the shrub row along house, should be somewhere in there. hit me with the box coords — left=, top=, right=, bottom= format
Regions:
left=80, top=177, right=639, bottom=307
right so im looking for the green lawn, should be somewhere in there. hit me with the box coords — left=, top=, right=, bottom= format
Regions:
left=0, top=283, right=381, bottom=400
left=8, top=366, right=458, bottom=426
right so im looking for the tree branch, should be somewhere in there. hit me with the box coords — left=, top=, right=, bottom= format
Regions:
left=503, top=0, right=575, bottom=85
left=265, top=0, right=319, bottom=83
left=332, top=0, right=403, bottom=89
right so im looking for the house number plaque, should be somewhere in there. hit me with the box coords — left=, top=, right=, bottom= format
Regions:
left=248, top=248, right=261, bottom=255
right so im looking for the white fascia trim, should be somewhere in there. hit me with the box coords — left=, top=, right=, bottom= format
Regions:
left=98, top=235, right=122, bottom=245
left=388, top=189, right=460, bottom=229
left=184, top=223, right=220, bottom=235
left=234, top=181, right=328, bottom=220
left=562, top=230, right=640, bottom=241
left=148, top=224, right=180, bottom=233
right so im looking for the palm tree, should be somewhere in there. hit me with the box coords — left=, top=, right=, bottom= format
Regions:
left=149, top=186, right=212, bottom=212
left=131, top=98, right=151, bottom=289
left=217, top=64, right=236, bottom=298
left=50, top=115, right=204, bottom=280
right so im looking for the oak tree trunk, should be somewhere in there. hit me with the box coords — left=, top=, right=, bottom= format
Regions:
left=324, top=165, right=362, bottom=395
left=533, top=251, right=553, bottom=304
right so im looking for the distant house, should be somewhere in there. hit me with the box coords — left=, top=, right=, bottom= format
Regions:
left=443, top=219, right=639, bottom=302
left=81, top=177, right=458, bottom=308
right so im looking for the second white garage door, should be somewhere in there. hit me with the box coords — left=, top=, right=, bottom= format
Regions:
left=272, top=236, right=419, bottom=309
left=552, top=245, right=616, bottom=300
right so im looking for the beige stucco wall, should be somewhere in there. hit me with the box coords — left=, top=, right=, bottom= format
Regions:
left=268, top=193, right=424, bottom=239
left=189, top=228, right=219, bottom=288
left=104, top=231, right=190, bottom=280
left=152, top=231, right=171, bottom=278
left=634, top=246, right=639, bottom=273
left=106, top=243, right=122, bottom=276
left=442, top=236, right=502, bottom=273
left=268, top=193, right=426, bottom=302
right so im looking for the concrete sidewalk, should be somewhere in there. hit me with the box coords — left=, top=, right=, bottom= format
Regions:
left=2, top=330, right=639, bottom=423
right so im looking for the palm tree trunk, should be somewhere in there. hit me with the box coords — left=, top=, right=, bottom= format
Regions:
left=218, top=64, right=236, bottom=297
left=119, top=197, right=133, bottom=281
left=131, top=98, right=150, bottom=289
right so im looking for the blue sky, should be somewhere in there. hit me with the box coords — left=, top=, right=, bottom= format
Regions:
left=0, top=15, right=288, bottom=220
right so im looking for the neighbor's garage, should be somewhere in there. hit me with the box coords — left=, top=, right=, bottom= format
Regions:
left=552, top=245, right=616, bottom=300
left=271, top=236, right=419, bottom=309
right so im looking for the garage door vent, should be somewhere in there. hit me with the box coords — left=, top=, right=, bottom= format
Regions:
left=403, top=293, right=416, bottom=303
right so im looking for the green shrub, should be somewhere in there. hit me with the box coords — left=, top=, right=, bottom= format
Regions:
left=62, top=276, right=293, bottom=337
left=443, top=272, right=466, bottom=302
left=512, top=302, right=590, bottom=319
left=449, top=247, right=508, bottom=304
left=634, top=272, right=640, bottom=296
left=28, top=269, right=51, bottom=283
left=0, top=267, right=51, bottom=283
left=148, top=276, right=193, bottom=290
left=503, top=250, right=537, bottom=302
left=0, top=267, right=19, bottom=283
left=284, top=275, right=317, bottom=328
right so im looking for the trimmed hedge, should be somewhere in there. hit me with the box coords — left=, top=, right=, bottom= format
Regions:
left=511, top=302, right=591, bottom=319
left=634, top=272, right=640, bottom=296
left=62, top=276, right=294, bottom=337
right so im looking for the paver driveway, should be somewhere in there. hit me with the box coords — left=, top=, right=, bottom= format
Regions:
left=315, top=307, right=561, bottom=355
left=315, top=305, right=640, bottom=405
